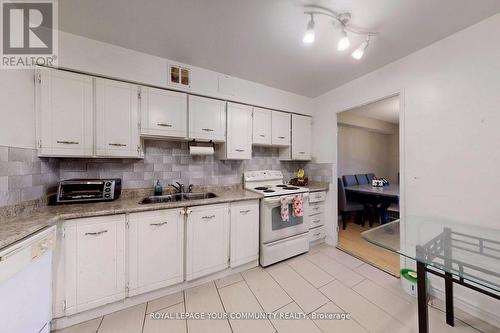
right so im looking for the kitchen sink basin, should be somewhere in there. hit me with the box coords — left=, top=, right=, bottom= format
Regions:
left=139, top=192, right=217, bottom=204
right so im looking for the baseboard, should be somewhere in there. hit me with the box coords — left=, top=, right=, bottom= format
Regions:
left=51, top=260, right=258, bottom=331
left=429, top=285, right=500, bottom=329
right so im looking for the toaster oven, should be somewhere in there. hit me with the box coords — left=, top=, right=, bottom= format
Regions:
left=56, top=179, right=122, bottom=203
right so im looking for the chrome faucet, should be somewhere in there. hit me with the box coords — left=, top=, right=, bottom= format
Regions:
left=170, top=182, right=194, bottom=193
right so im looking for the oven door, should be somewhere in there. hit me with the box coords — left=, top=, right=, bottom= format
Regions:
left=260, top=193, right=309, bottom=244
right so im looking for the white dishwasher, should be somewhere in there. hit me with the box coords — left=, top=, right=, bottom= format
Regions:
left=0, top=226, right=56, bottom=333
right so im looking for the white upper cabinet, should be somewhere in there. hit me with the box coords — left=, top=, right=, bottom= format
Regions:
left=272, top=111, right=291, bottom=146
left=291, top=114, right=312, bottom=160
left=36, top=68, right=93, bottom=157
left=188, top=95, right=226, bottom=142
left=252, top=107, right=272, bottom=145
left=230, top=200, right=260, bottom=268
left=128, top=209, right=184, bottom=296
left=140, top=87, right=187, bottom=139
left=95, top=78, right=142, bottom=158
left=185, top=204, right=229, bottom=281
left=220, top=102, right=252, bottom=160
left=64, top=215, right=126, bottom=315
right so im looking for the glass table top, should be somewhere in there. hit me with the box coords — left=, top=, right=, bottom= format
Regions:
left=362, top=217, right=500, bottom=294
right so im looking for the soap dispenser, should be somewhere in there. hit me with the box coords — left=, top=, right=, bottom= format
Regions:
left=154, top=180, right=163, bottom=196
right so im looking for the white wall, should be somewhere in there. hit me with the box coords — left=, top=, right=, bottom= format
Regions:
left=338, top=125, right=398, bottom=183
left=313, top=13, right=500, bottom=325
left=0, top=31, right=312, bottom=149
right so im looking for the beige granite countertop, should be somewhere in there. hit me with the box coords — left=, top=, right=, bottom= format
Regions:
left=0, top=187, right=262, bottom=251
left=306, top=182, right=330, bottom=192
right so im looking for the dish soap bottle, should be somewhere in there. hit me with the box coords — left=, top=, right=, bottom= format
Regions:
left=154, top=180, right=163, bottom=196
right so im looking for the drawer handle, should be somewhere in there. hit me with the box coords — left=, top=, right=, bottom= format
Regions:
left=150, top=221, right=168, bottom=227
left=299, top=151, right=306, bottom=154
left=277, top=136, right=285, bottom=139
left=157, top=123, right=173, bottom=128
left=313, top=233, right=321, bottom=237
left=109, top=143, right=127, bottom=147
left=202, top=215, right=215, bottom=220
left=313, top=207, right=320, bottom=211
left=85, top=230, right=108, bottom=236
left=312, top=219, right=321, bottom=224
left=202, top=128, right=214, bottom=132
left=240, top=209, right=251, bottom=214
left=235, top=149, right=245, bottom=152
left=259, top=135, right=265, bottom=138
left=57, top=140, right=79, bottom=145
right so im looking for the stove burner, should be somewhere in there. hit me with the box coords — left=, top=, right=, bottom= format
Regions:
left=283, top=186, right=299, bottom=190
left=254, top=186, right=269, bottom=190
left=275, top=184, right=287, bottom=188
left=263, top=190, right=275, bottom=193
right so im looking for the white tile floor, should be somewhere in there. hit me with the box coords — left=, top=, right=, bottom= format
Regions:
left=54, top=245, right=497, bottom=333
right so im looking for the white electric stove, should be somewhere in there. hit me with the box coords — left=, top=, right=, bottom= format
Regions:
left=244, top=170, right=310, bottom=266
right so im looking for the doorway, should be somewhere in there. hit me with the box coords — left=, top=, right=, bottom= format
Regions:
left=336, top=94, right=401, bottom=276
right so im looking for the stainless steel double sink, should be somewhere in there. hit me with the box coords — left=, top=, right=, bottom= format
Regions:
left=140, top=192, right=217, bottom=204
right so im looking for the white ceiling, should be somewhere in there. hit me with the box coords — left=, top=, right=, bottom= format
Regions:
left=346, top=95, right=400, bottom=123
left=58, top=0, right=500, bottom=97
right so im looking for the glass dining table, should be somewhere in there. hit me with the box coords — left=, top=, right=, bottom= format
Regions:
left=362, top=218, right=500, bottom=333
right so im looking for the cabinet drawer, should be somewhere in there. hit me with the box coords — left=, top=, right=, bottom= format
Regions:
left=309, top=191, right=326, bottom=203
left=309, top=214, right=324, bottom=228
left=309, top=226, right=326, bottom=242
left=309, top=202, right=324, bottom=216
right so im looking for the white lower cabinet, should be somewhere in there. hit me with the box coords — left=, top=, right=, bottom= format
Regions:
left=64, top=215, right=126, bottom=315
left=128, top=209, right=184, bottom=296
left=185, top=204, right=230, bottom=281
left=230, top=200, right=259, bottom=267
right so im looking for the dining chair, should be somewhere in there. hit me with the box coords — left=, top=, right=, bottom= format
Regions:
left=342, top=175, right=358, bottom=187
left=366, top=173, right=375, bottom=183
left=338, top=178, right=365, bottom=230
left=355, top=174, right=369, bottom=185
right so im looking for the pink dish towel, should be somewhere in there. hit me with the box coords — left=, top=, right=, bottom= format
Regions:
left=280, top=197, right=290, bottom=221
left=292, top=194, right=304, bottom=217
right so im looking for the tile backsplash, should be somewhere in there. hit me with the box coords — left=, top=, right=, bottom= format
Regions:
left=0, top=141, right=333, bottom=207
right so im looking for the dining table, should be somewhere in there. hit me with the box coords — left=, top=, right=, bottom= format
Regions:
left=362, top=218, right=500, bottom=333
left=344, top=183, right=399, bottom=198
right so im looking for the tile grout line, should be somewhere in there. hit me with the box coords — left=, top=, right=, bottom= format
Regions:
left=182, top=292, right=189, bottom=333
left=96, top=316, right=104, bottom=333
left=241, top=272, right=281, bottom=333
left=140, top=303, right=147, bottom=333
left=213, top=281, right=235, bottom=333
left=285, top=257, right=336, bottom=289
left=317, top=280, right=370, bottom=333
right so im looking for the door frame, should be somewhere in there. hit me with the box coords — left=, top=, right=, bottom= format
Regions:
left=333, top=89, right=406, bottom=270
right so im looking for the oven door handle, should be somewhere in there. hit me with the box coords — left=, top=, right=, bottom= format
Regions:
left=262, top=193, right=309, bottom=204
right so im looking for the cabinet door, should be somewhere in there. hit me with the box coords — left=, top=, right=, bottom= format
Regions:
left=188, top=95, right=226, bottom=142
left=140, top=87, right=187, bottom=138
left=226, top=103, right=252, bottom=159
left=272, top=111, right=291, bottom=146
left=95, top=78, right=141, bottom=158
left=128, top=209, right=184, bottom=296
left=37, top=68, right=93, bottom=157
left=64, top=215, right=126, bottom=315
left=252, top=107, right=272, bottom=145
left=292, top=114, right=312, bottom=160
left=186, top=204, right=229, bottom=281
left=230, top=200, right=259, bottom=267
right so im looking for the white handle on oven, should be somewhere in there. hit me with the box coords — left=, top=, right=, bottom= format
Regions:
left=262, top=193, right=309, bottom=204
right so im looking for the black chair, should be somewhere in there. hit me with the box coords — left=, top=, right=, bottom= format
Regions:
left=338, top=178, right=365, bottom=230
left=366, top=173, right=375, bottom=183
left=355, top=174, right=369, bottom=185
left=342, top=175, right=358, bottom=187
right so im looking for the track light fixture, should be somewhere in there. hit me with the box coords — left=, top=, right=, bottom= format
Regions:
left=352, top=36, right=370, bottom=60
left=302, top=4, right=378, bottom=60
left=303, top=14, right=315, bottom=44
